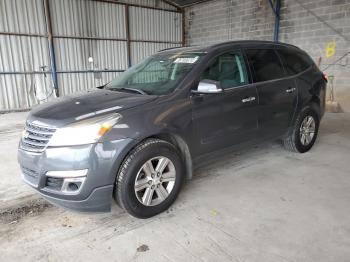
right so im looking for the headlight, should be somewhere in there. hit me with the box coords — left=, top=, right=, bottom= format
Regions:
left=48, top=113, right=122, bottom=147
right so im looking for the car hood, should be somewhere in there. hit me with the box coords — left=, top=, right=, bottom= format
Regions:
left=28, top=89, right=158, bottom=127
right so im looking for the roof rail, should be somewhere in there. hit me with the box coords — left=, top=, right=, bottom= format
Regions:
left=158, top=44, right=203, bottom=52
left=158, top=46, right=184, bottom=52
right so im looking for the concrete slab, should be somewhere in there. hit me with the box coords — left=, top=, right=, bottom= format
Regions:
left=0, top=113, right=349, bottom=261
left=0, top=112, right=32, bottom=207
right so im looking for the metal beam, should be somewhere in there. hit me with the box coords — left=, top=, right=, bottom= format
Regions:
left=0, top=32, right=47, bottom=38
left=274, top=0, right=281, bottom=42
left=268, top=0, right=281, bottom=42
left=0, top=71, right=51, bottom=75
left=43, top=0, right=59, bottom=97
left=93, top=0, right=181, bottom=13
left=46, top=36, right=182, bottom=44
left=182, top=8, right=186, bottom=46
left=53, top=35, right=127, bottom=42
left=125, top=5, right=132, bottom=68
left=267, top=0, right=277, bottom=15
left=178, top=0, right=213, bottom=8
left=57, top=70, right=125, bottom=74
left=161, top=0, right=182, bottom=10
left=0, top=32, right=182, bottom=45
left=131, top=39, right=182, bottom=44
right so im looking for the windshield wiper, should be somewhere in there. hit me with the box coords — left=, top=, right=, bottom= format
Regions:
left=110, top=87, right=148, bottom=95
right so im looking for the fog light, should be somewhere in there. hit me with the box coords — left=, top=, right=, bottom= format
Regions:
left=61, top=177, right=86, bottom=194
left=46, top=170, right=87, bottom=195
left=68, top=182, right=79, bottom=191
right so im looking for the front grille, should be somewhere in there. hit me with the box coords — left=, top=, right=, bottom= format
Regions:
left=20, top=122, right=56, bottom=153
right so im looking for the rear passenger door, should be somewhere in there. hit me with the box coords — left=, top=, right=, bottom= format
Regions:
left=245, top=48, right=297, bottom=138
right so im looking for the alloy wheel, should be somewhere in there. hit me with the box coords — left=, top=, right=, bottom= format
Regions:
left=134, top=156, right=176, bottom=206
left=299, top=115, right=316, bottom=146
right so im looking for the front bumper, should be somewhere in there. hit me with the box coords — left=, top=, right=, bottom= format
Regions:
left=18, top=138, right=134, bottom=212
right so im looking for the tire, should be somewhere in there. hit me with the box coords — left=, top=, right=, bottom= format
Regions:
left=283, top=106, right=320, bottom=153
left=115, top=138, right=185, bottom=218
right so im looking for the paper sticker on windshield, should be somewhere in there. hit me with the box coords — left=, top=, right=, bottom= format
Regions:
left=174, top=57, right=198, bottom=64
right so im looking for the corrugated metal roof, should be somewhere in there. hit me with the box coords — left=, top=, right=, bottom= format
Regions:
left=164, top=0, right=212, bottom=7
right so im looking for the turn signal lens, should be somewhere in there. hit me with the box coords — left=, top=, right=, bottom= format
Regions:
left=98, top=123, right=113, bottom=136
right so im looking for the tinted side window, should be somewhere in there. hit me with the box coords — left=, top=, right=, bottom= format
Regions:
left=245, top=49, right=285, bottom=82
left=277, top=48, right=313, bottom=75
left=200, top=52, right=248, bottom=89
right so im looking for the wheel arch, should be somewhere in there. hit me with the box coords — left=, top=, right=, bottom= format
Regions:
left=308, top=96, right=321, bottom=117
left=113, top=132, right=193, bottom=192
left=144, top=133, right=193, bottom=180
left=287, top=96, right=320, bottom=139
left=297, top=95, right=321, bottom=120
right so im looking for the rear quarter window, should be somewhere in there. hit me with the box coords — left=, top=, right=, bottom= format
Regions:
left=245, top=49, right=285, bottom=82
left=277, top=48, right=314, bottom=75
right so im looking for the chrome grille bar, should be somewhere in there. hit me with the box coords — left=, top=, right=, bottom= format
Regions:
left=20, top=122, right=56, bottom=153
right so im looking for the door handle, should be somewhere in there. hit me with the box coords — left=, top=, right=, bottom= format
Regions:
left=242, top=96, right=256, bottom=103
left=286, top=87, right=296, bottom=93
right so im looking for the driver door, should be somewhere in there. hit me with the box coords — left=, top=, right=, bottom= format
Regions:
left=191, top=50, right=259, bottom=156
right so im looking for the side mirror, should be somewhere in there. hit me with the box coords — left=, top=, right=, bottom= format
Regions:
left=192, top=79, right=223, bottom=94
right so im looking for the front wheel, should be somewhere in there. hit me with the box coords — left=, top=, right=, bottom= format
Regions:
left=283, top=107, right=320, bottom=153
left=115, top=139, right=184, bottom=218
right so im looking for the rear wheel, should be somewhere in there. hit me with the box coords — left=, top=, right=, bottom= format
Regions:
left=115, top=139, right=184, bottom=218
left=283, top=107, right=320, bottom=153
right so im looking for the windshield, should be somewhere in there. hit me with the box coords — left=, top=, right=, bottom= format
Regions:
left=105, top=52, right=204, bottom=95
